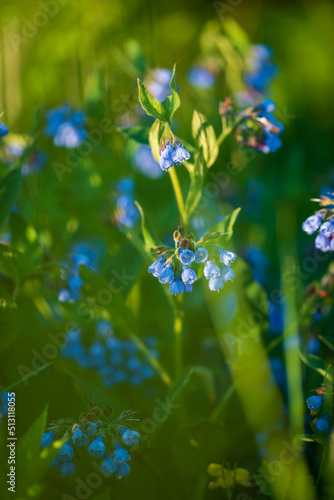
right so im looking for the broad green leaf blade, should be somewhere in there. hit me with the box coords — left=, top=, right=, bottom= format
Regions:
left=149, top=119, right=164, bottom=162
left=137, top=79, right=167, bottom=121
left=162, top=63, right=181, bottom=122
left=15, top=405, right=60, bottom=496
left=192, top=110, right=218, bottom=168
left=185, top=148, right=205, bottom=222
left=117, top=126, right=150, bottom=145
left=205, top=207, right=241, bottom=243
left=0, top=168, right=21, bottom=227
left=135, top=201, right=158, bottom=252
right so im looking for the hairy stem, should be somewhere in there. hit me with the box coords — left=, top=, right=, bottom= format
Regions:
left=168, top=168, right=186, bottom=226
left=174, top=294, right=184, bottom=380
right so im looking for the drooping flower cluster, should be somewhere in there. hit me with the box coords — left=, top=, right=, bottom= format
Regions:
left=148, top=226, right=237, bottom=294
left=41, top=402, right=140, bottom=478
left=235, top=99, right=284, bottom=154
left=0, top=392, right=9, bottom=425
left=113, top=178, right=140, bottom=229
left=306, top=385, right=332, bottom=434
left=58, top=242, right=100, bottom=303
left=44, top=104, right=87, bottom=148
left=302, top=194, right=334, bottom=252
left=0, top=122, right=9, bottom=139
left=207, top=461, right=251, bottom=491
left=1, top=136, right=47, bottom=176
left=61, top=320, right=158, bottom=387
left=158, top=122, right=191, bottom=172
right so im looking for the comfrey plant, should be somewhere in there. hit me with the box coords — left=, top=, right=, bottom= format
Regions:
left=44, top=104, right=87, bottom=148
left=233, top=99, right=284, bottom=154
left=148, top=225, right=237, bottom=294
left=306, top=384, right=332, bottom=435
left=61, top=320, right=157, bottom=387
left=302, top=192, right=334, bottom=252
left=41, top=402, right=140, bottom=478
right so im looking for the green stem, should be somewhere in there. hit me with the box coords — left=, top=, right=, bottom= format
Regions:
left=174, top=294, right=184, bottom=380
left=0, top=20, right=8, bottom=119
left=168, top=168, right=186, bottom=226
left=217, top=125, right=233, bottom=146
left=315, top=444, right=328, bottom=489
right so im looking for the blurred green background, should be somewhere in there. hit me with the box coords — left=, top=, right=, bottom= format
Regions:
left=1, top=0, right=334, bottom=499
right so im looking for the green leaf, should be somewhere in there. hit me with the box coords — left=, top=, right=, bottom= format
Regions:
left=117, top=126, right=150, bottom=145
left=299, top=352, right=332, bottom=382
left=0, top=168, right=21, bottom=227
left=318, top=335, right=334, bottom=351
left=16, top=405, right=62, bottom=496
left=222, top=18, right=250, bottom=53
left=149, top=119, right=164, bottom=162
left=135, top=201, right=158, bottom=252
left=192, top=110, right=218, bottom=168
left=137, top=79, right=167, bottom=121
left=204, top=207, right=241, bottom=243
left=162, top=63, right=181, bottom=122
left=185, top=148, right=205, bottom=222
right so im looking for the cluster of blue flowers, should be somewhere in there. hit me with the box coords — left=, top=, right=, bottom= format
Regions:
left=44, top=104, right=87, bottom=148
left=62, top=320, right=157, bottom=387
left=245, top=45, right=278, bottom=93
left=306, top=387, right=331, bottom=434
left=235, top=99, right=284, bottom=154
left=114, top=178, right=140, bottom=229
left=302, top=205, right=334, bottom=252
left=58, top=242, right=99, bottom=303
left=0, top=392, right=9, bottom=424
left=41, top=403, right=140, bottom=478
left=148, top=227, right=237, bottom=294
left=0, top=122, right=9, bottom=138
left=159, top=141, right=191, bottom=172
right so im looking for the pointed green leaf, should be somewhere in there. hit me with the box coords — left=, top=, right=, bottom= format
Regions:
left=149, top=119, right=164, bottom=162
left=185, top=148, right=205, bottom=222
left=204, top=207, right=241, bottom=243
left=0, top=168, right=21, bottom=227
left=162, top=63, right=181, bottom=122
left=137, top=79, right=167, bottom=121
left=192, top=110, right=218, bottom=168
left=135, top=201, right=158, bottom=252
